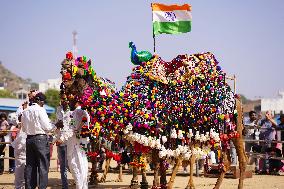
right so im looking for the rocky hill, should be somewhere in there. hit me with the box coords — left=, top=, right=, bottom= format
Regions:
left=0, top=62, right=29, bottom=92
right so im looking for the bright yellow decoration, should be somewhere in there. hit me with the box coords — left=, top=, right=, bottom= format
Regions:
left=72, top=66, right=78, bottom=76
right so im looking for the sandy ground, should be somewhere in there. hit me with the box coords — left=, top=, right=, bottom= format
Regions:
left=1, top=146, right=284, bottom=189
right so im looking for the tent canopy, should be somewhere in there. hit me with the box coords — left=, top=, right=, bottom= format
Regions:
left=0, top=98, right=55, bottom=114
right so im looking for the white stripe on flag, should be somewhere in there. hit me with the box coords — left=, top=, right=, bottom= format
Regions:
left=153, top=10, right=192, bottom=22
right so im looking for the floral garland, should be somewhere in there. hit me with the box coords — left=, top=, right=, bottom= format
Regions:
left=124, top=124, right=240, bottom=160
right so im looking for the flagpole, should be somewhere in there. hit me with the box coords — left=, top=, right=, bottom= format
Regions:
left=153, top=34, right=156, bottom=53
left=151, top=3, right=156, bottom=53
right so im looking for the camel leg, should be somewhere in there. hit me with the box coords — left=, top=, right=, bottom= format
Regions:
left=100, top=157, right=111, bottom=183
left=153, top=162, right=160, bottom=187
left=152, top=150, right=160, bottom=187
left=130, top=166, right=139, bottom=189
left=234, top=98, right=247, bottom=189
left=115, top=163, right=123, bottom=182
left=89, top=158, right=99, bottom=185
left=234, top=138, right=247, bottom=189
left=160, top=160, right=167, bottom=189
left=89, top=141, right=99, bottom=185
left=141, top=167, right=149, bottom=189
left=213, top=150, right=232, bottom=189
left=167, top=157, right=182, bottom=189
left=185, top=155, right=196, bottom=189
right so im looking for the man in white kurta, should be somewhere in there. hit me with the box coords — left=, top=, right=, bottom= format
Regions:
left=58, top=102, right=90, bottom=189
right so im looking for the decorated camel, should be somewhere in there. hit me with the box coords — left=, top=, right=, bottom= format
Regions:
left=121, top=48, right=247, bottom=189
left=59, top=42, right=247, bottom=189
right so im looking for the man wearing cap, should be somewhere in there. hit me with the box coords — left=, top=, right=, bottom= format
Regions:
left=16, top=90, right=38, bottom=121
left=22, top=92, right=62, bottom=189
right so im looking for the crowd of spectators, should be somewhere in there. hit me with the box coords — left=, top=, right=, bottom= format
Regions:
left=244, top=110, right=284, bottom=175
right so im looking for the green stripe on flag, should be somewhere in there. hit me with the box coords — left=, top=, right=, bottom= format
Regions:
left=153, top=21, right=191, bottom=35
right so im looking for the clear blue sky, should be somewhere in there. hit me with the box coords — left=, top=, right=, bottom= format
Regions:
left=0, top=0, right=283, bottom=99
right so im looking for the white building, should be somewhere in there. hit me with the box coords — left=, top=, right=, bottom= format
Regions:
left=39, top=78, right=61, bottom=93
left=14, top=88, right=28, bottom=99
left=261, top=91, right=284, bottom=114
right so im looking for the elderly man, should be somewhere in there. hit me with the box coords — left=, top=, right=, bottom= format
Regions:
left=22, top=92, right=62, bottom=189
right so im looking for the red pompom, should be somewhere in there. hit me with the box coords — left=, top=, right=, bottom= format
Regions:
left=63, top=72, right=71, bottom=81
left=82, top=116, right=87, bottom=122
left=66, top=52, right=73, bottom=60
left=235, top=132, right=240, bottom=138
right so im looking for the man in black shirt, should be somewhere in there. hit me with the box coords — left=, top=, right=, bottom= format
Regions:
left=266, top=142, right=283, bottom=175
left=276, top=114, right=284, bottom=157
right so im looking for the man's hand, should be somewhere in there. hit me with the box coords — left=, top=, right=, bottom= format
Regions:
left=55, top=120, right=64, bottom=129
left=242, top=128, right=247, bottom=136
left=56, top=139, right=63, bottom=146
left=265, top=112, right=277, bottom=126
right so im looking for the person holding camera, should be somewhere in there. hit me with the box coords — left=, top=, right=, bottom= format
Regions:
left=258, top=111, right=277, bottom=174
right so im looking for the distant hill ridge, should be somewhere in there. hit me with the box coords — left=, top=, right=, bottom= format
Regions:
left=0, top=62, right=28, bottom=91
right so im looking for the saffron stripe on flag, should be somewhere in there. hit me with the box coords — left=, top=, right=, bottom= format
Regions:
left=152, top=3, right=191, bottom=11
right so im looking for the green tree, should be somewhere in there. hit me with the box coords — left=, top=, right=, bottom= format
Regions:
left=0, top=89, right=16, bottom=98
left=44, top=89, right=60, bottom=108
left=30, top=82, right=39, bottom=90
left=44, top=89, right=60, bottom=121
left=49, top=113, right=57, bottom=121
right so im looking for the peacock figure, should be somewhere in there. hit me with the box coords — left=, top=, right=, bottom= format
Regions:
left=129, top=41, right=153, bottom=65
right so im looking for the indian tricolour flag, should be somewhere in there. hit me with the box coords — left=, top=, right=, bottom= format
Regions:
left=152, top=3, right=192, bottom=35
